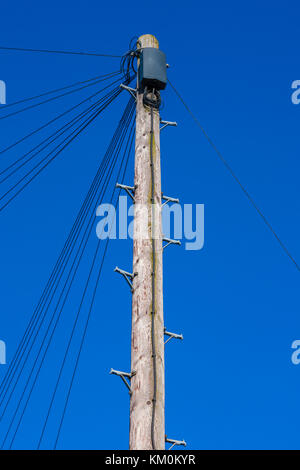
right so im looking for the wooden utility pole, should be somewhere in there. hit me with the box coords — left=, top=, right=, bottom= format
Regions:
left=129, top=34, right=165, bottom=450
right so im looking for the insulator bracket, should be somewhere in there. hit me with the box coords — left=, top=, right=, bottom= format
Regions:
left=116, top=182, right=135, bottom=202
left=162, top=194, right=180, bottom=207
left=114, top=266, right=137, bottom=292
left=164, top=327, right=183, bottom=345
left=160, top=119, right=178, bottom=131
left=110, top=368, right=136, bottom=395
left=163, top=237, right=181, bottom=251
left=120, top=83, right=137, bottom=101
left=165, top=436, right=187, bottom=450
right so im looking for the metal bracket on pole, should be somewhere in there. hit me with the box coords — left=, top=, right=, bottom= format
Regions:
left=160, top=119, right=178, bottom=131
left=114, top=266, right=137, bottom=293
left=110, top=368, right=136, bottom=395
left=120, top=83, right=137, bottom=101
left=116, top=182, right=135, bottom=202
left=163, top=237, right=181, bottom=251
left=162, top=194, right=180, bottom=207
left=165, top=437, right=187, bottom=450
left=164, top=327, right=183, bottom=345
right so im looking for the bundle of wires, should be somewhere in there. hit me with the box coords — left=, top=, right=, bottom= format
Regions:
left=0, top=93, right=136, bottom=449
left=0, top=70, right=134, bottom=212
left=120, top=37, right=141, bottom=78
left=0, top=40, right=140, bottom=448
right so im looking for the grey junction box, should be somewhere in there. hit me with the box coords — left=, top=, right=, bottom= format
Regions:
left=138, top=47, right=167, bottom=91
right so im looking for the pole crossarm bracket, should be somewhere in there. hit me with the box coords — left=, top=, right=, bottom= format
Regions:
left=160, top=119, right=178, bottom=131
left=162, top=194, right=180, bottom=207
left=116, top=182, right=135, bottom=202
left=165, top=437, right=187, bottom=450
left=114, top=266, right=137, bottom=292
left=163, top=237, right=181, bottom=251
left=110, top=368, right=136, bottom=395
left=120, top=83, right=137, bottom=101
left=164, top=327, right=183, bottom=345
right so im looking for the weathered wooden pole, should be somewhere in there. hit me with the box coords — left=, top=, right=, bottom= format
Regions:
left=129, top=34, right=165, bottom=450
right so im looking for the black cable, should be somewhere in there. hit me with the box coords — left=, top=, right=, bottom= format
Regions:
left=0, top=94, right=134, bottom=411
left=0, top=83, right=121, bottom=184
left=168, top=78, right=300, bottom=273
left=0, top=72, right=120, bottom=111
left=149, top=97, right=157, bottom=451
left=0, top=85, right=131, bottom=403
left=0, top=46, right=122, bottom=58
left=0, top=101, right=120, bottom=412
left=120, top=38, right=140, bottom=79
left=0, top=98, right=134, bottom=440
left=0, top=96, right=129, bottom=417
left=143, top=86, right=161, bottom=109
left=0, top=97, right=129, bottom=415
left=0, top=93, right=116, bottom=209
left=0, top=117, right=122, bottom=421
left=0, top=72, right=121, bottom=121
left=1, top=105, right=132, bottom=444
left=39, top=119, right=135, bottom=450
left=0, top=87, right=123, bottom=213
left=53, top=121, right=135, bottom=450
left=2, top=100, right=135, bottom=449
left=0, top=93, right=112, bottom=184
left=0, top=73, right=123, bottom=158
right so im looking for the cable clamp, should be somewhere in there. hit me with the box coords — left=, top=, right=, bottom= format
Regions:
left=160, top=119, right=178, bottom=132
left=109, top=368, right=136, bottom=395
left=120, top=83, right=137, bottom=101
left=164, top=327, right=184, bottom=345
left=114, top=266, right=137, bottom=293
left=163, top=237, right=181, bottom=251
left=116, top=182, right=135, bottom=202
left=165, top=436, right=187, bottom=450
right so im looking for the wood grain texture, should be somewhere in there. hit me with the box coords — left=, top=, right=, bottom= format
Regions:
left=129, top=34, right=165, bottom=450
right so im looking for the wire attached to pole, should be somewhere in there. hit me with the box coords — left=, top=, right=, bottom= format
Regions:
left=0, top=98, right=136, bottom=449
left=0, top=86, right=135, bottom=417
left=0, top=84, right=125, bottom=213
left=0, top=46, right=123, bottom=58
left=168, top=78, right=300, bottom=273
left=0, top=72, right=121, bottom=111
left=0, top=83, right=122, bottom=185
left=0, top=72, right=121, bottom=122
left=149, top=91, right=158, bottom=451
left=52, top=119, right=136, bottom=451
left=0, top=73, right=123, bottom=158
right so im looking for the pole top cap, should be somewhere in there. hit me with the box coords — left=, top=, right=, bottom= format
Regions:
left=138, top=34, right=159, bottom=49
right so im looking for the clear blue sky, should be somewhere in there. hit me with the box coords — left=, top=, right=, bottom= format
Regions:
left=0, top=0, right=299, bottom=450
